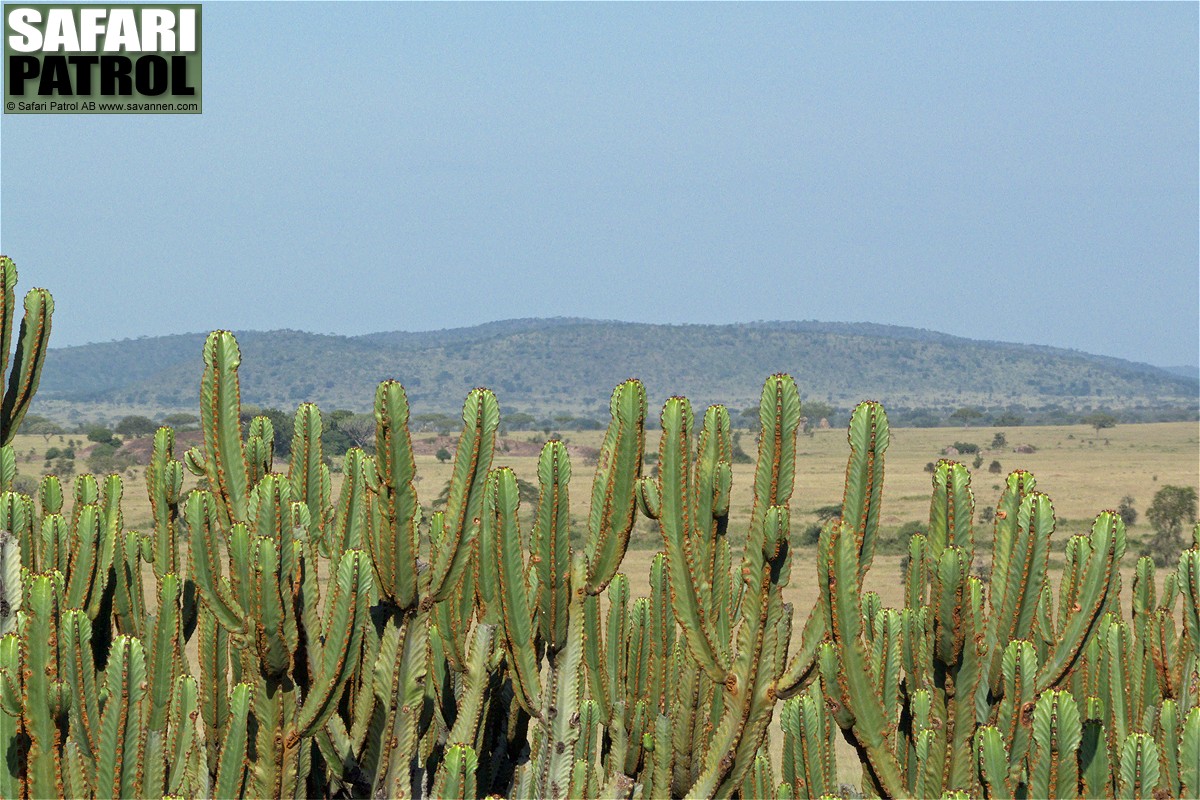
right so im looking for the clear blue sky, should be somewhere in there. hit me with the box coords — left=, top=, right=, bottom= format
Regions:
left=2, top=2, right=1196, bottom=367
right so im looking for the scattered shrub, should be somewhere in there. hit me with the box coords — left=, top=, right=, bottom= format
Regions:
left=800, top=523, right=822, bottom=546
left=731, top=433, right=753, bottom=464
left=11, top=474, right=37, bottom=495
left=86, top=427, right=120, bottom=447
left=86, top=442, right=138, bottom=474
left=1117, top=495, right=1138, bottom=527
left=115, top=415, right=157, bottom=436
left=812, top=504, right=843, bottom=524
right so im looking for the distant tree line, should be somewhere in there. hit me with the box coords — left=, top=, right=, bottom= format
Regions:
left=886, top=404, right=1196, bottom=429
left=16, top=397, right=1197, bottom=451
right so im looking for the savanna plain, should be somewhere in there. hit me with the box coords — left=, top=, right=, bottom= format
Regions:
left=11, top=413, right=1197, bottom=786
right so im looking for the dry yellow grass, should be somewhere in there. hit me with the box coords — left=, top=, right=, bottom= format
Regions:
left=13, top=419, right=1193, bottom=538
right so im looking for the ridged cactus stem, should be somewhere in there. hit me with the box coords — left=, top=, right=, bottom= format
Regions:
left=0, top=256, right=54, bottom=446
left=690, top=404, right=733, bottom=631
left=331, top=448, right=375, bottom=555
left=245, top=415, right=274, bottom=485
left=926, top=460, right=974, bottom=564
left=534, top=440, right=572, bottom=657
left=197, top=605, right=230, bottom=774
left=534, top=553, right=588, bottom=800
left=1035, top=511, right=1125, bottom=693
left=371, top=380, right=420, bottom=609
left=0, top=530, right=18, bottom=638
left=782, top=401, right=884, bottom=701
left=583, top=379, right=646, bottom=594
left=430, top=388, right=499, bottom=602
left=94, top=635, right=149, bottom=799
left=447, top=622, right=498, bottom=749
left=288, top=402, right=332, bottom=547
left=214, top=683, right=253, bottom=798
left=975, top=725, right=1012, bottom=799
left=372, top=607, right=431, bottom=799
left=747, top=375, right=802, bottom=543
left=656, top=395, right=728, bottom=684
left=1180, top=707, right=1200, bottom=796
left=60, top=611, right=98, bottom=775
left=0, top=633, right=21, bottom=800
left=187, top=490, right=246, bottom=635
left=434, top=743, right=478, bottom=799
left=822, top=521, right=905, bottom=798
left=840, top=401, right=889, bottom=580
left=199, top=331, right=251, bottom=526
left=293, top=549, right=373, bottom=739
left=1028, top=690, right=1082, bottom=798
left=145, top=573, right=183, bottom=733
left=23, top=572, right=65, bottom=799
left=491, top=468, right=543, bottom=718
left=986, top=487, right=1053, bottom=697
left=147, top=427, right=184, bottom=589
left=0, top=446, right=12, bottom=494
left=719, top=512, right=794, bottom=795
left=2, top=487, right=34, bottom=573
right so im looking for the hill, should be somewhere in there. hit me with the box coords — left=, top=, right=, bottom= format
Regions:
left=1163, top=365, right=1200, bottom=382
left=29, top=319, right=1199, bottom=424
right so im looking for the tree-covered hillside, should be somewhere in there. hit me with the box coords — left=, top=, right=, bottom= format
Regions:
left=32, top=319, right=1198, bottom=422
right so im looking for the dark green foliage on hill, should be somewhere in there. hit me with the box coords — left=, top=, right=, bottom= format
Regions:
left=32, top=319, right=1198, bottom=420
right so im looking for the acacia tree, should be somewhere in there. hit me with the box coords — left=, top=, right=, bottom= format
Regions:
left=20, top=414, right=59, bottom=442
left=115, top=415, right=157, bottom=436
left=949, top=406, right=985, bottom=426
left=337, top=412, right=377, bottom=451
left=1081, top=411, right=1118, bottom=435
left=1145, top=485, right=1199, bottom=566
left=1118, top=495, right=1138, bottom=527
